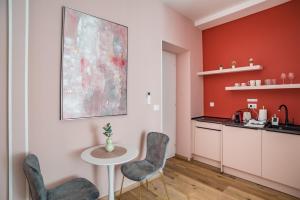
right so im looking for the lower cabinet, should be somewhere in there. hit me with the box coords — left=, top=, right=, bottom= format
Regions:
left=262, top=130, right=300, bottom=189
left=194, top=126, right=221, bottom=161
left=223, top=126, right=262, bottom=176
left=192, top=120, right=300, bottom=195
left=192, top=121, right=221, bottom=161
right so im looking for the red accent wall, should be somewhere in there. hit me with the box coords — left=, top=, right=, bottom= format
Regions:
left=203, top=0, right=300, bottom=124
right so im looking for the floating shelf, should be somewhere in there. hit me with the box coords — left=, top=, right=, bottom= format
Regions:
left=197, top=65, right=263, bottom=76
left=225, top=84, right=300, bottom=91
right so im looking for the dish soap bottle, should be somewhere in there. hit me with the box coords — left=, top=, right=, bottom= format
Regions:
left=271, top=114, right=279, bottom=126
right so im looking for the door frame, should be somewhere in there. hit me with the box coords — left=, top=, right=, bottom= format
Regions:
left=161, top=41, right=187, bottom=158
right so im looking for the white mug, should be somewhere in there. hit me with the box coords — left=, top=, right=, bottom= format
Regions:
left=248, top=80, right=256, bottom=86
left=255, top=80, right=261, bottom=86
left=234, top=83, right=240, bottom=87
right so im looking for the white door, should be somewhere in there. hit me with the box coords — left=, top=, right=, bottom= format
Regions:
left=162, top=51, right=176, bottom=158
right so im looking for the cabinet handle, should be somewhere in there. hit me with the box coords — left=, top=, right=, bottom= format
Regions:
left=196, top=126, right=221, bottom=132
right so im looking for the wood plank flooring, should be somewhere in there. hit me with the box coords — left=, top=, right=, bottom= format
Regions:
left=110, top=157, right=300, bottom=200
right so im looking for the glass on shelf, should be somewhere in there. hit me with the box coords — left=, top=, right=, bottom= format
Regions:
left=280, top=73, right=286, bottom=84
left=288, top=72, right=295, bottom=84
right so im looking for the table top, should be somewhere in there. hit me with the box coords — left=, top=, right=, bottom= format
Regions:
left=81, top=144, right=138, bottom=166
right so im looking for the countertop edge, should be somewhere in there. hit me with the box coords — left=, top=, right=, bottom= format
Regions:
left=192, top=116, right=300, bottom=135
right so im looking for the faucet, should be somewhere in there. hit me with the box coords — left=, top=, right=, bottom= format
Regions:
left=278, top=104, right=289, bottom=126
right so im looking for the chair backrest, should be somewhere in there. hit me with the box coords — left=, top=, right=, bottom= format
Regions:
left=145, top=132, right=170, bottom=169
left=23, top=154, right=47, bottom=200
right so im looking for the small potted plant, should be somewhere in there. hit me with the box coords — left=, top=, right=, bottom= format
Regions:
left=102, top=123, right=114, bottom=152
left=231, top=60, right=237, bottom=68
left=249, top=58, right=254, bottom=66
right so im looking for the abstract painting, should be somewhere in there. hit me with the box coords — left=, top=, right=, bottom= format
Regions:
left=61, top=7, right=128, bottom=120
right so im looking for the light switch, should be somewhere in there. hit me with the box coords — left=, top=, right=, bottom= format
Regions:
left=146, top=92, right=151, bottom=104
left=210, top=102, right=215, bottom=107
left=153, top=104, right=160, bottom=111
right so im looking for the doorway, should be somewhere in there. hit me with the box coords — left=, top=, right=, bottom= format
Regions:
left=162, top=51, right=176, bottom=158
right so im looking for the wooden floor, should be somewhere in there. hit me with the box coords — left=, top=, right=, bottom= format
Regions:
left=116, top=157, right=299, bottom=200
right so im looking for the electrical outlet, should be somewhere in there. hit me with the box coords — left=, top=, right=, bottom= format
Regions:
left=248, top=103, right=257, bottom=109
left=210, top=102, right=215, bottom=107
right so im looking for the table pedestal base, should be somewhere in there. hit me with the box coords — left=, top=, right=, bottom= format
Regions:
left=108, top=165, right=115, bottom=200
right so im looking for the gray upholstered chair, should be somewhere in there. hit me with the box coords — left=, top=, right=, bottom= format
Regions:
left=23, top=154, right=99, bottom=200
left=119, top=132, right=170, bottom=200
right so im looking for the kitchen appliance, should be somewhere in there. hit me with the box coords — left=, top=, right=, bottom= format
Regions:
left=233, top=111, right=243, bottom=123
left=258, top=106, right=267, bottom=122
left=243, top=112, right=251, bottom=122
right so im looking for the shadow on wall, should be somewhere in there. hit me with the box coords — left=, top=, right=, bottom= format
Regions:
left=15, top=153, right=27, bottom=195
left=90, top=123, right=101, bottom=146
left=47, top=175, right=79, bottom=189
left=138, top=131, right=147, bottom=159
left=46, top=123, right=102, bottom=188
left=22, top=153, right=78, bottom=191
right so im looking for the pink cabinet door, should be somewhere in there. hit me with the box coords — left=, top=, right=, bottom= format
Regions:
left=262, top=131, right=300, bottom=189
left=223, top=126, right=262, bottom=176
left=194, top=126, right=221, bottom=161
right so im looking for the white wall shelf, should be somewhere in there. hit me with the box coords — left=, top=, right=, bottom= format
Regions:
left=225, top=84, right=300, bottom=91
left=197, top=65, right=262, bottom=76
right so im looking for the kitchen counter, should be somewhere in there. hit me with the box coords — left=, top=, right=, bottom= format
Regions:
left=192, top=116, right=231, bottom=124
left=264, top=126, right=300, bottom=135
left=192, top=116, right=300, bottom=135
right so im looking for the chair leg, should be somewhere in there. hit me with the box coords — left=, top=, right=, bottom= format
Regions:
left=119, top=176, right=125, bottom=200
left=160, top=172, right=170, bottom=200
left=146, top=179, right=149, bottom=191
left=139, top=182, right=142, bottom=200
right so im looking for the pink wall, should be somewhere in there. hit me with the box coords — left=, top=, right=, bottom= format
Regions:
left=0, top=0, right=8, bottom=199
left=176, top=52, right=192, bottom=159
left=2, top=0, right=203, bottom=199
left=162, top=6, right=203, bottom=159
left=11, top=1, right=29, bottom=198
left=161, top=6, right=204, bottom=119
left=203, top=1, right=300, bottom=123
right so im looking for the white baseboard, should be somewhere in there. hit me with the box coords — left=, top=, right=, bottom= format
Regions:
left=191, top=156, right=300, bottom=199
left=192, top=154, right=221, bottom=169
left=224, top=166, right=300, bottom=198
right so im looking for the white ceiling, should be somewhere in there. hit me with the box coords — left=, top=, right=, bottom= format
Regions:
left=160, top=0, right=245, bottom=21
left=160, top=0, right=290, bottom=29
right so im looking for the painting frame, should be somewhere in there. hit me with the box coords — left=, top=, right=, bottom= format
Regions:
left=60, top=7, right=128, bottom=120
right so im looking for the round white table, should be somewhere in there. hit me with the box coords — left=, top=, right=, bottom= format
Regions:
left=81, top=144, right=138, bottom=200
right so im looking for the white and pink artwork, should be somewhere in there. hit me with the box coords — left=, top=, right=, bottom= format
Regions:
left=61, top=8, right=128, bottom=119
